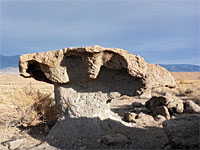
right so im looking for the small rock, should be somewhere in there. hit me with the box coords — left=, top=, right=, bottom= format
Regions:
left=119, top=95, right=132, bottom=100
left=124, top=112, right=137, bottom=122
left=155, top=106, right=170, bottom=120
left=131, top=102, right=142, bottom=108
left=108, top=92, right=121, bottom=99
left=154, top=115, right=166, bottom=122
left=184, top=100, right=200, bottom=113
left=44, top=125, right=50, bottom=133
left=165, top=93, right=171, bottom=96
left=8, top=139, right=23, bottom=150
left=171, top=115, right=176, bottom=119
left=135, top=113, right=154, bottom=122
left=100, top=134, right=128, bottom=145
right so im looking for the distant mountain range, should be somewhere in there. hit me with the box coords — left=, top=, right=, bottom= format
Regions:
left=0, top=55, right=20, bottom=69
left=0, top=55, right=199, bottom=72
left=159, top=64, right=200, bottom=72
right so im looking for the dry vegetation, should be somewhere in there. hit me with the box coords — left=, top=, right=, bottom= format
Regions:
left=173, top=72, right=200, bottom=105
left=0, top=75, right=58, bottom=128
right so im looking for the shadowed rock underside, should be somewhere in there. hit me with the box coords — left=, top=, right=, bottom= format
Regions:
left=19, top=45, right=176, bottom=91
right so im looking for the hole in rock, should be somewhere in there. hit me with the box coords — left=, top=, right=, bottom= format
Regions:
left=26, top=61, right=52, bottom=83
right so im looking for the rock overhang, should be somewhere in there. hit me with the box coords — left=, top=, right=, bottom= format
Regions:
left=19, top=45, right=176, bottom=93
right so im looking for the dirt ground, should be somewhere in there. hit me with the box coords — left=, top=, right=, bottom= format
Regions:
left=0, top=72, right=199, bottom=149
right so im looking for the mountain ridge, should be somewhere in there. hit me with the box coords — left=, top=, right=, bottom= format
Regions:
left=159, top=64, right=200, bottom=72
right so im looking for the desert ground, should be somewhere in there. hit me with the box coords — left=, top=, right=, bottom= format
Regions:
left=0, top=72, right=200, bottom=149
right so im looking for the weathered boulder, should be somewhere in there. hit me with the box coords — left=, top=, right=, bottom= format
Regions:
left=184, top=100, right=200, bottom=113
left=19, top=46, right=176, bottom=145
left=145, top=95, right=184, bottom=119
left=163, top=114, right=200, bottom=149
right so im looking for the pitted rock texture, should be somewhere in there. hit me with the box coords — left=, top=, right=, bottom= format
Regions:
left=19, top=46, right=176, bottom=147
left=145, top=95, right=184, bottom=119
left=19, top=45, right=176, bottom=90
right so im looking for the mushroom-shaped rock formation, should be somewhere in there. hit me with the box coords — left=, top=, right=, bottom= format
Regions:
left=19, top=46, right=176, bottom=145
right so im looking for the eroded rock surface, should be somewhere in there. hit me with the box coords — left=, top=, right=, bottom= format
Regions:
left=19, top=46, right=176, bottom=147
left=145, top=95, right=184, bottom=119
left=19, top=45, right=175, bottom=88
left=184, top=100, right=200, bottom=113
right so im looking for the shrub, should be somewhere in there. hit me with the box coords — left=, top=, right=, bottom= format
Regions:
left=0, top=85, right=59, bottom=127
left=179, top=79, right=185, bottom=84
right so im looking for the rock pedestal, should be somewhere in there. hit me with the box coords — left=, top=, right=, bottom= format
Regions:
left=19, top=46, right=176, bottom=146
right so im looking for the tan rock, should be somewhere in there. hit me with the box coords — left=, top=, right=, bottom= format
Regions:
left=154, top=115, right=166, bottom=122
left=135, top=113, right=155, bottom=122
left=8, top=139, right=23, bottom=150
left=145, top=95, right=184, bottom=115
left=161, top=95, right=184, bottom=113
left=139, top=90, right=152, bottom=99
left=184, top=100, right=200, bottom=113
left=124, top=112, right=137, bottom=122
left=19, top=46, right=176, bottom=89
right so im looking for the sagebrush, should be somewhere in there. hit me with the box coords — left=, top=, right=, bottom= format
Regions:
left=0, top=85, right=58, bottom=127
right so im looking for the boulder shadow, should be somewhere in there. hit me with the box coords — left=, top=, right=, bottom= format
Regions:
left=20, top=116, right=168, bottom=149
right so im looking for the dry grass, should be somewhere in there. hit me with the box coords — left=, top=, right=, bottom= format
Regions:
left=0, top=84, right=58, bottom=127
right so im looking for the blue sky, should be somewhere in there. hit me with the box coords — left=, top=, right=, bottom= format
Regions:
left=1, top=0, right=199, bottom=65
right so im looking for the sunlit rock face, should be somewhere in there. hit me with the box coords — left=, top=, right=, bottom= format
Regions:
left=19, top=45, right=176, bottom=145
